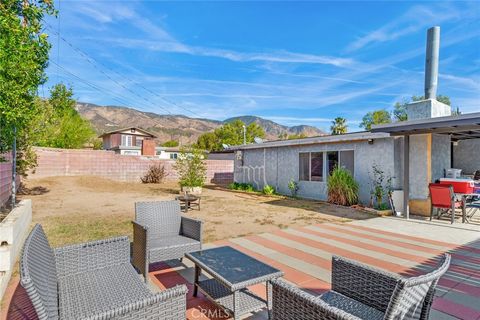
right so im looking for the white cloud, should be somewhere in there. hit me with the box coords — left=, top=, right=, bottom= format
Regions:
left=346, top=4, right=461, bottom=52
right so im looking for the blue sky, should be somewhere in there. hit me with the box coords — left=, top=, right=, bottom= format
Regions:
left=43, top=1, right=480, bottom=132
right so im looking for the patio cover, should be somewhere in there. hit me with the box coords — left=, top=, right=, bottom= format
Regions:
left=371, top=112, right=480, bottom=141
left=371, top=112, right=480, bottom=219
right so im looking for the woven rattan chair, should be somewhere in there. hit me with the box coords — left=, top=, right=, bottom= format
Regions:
left=132, top=200, right=203, bottom=282
left=270, top=254, right=450, bottom=320
left=20, top=224, right=187, bottom=320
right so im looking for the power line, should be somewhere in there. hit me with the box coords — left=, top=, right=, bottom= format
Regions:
left=50, top=60, right=163, bottom=112
left=45, top=25, right=173, bottom=115
left=45, top=23, right=202, bottom=118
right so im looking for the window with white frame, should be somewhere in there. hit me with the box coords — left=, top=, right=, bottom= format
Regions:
left=299, top=150, right=354, bottom=181
left=121, top=134, right=133, bottom=146
left=299, top=152, right=324, bottom=181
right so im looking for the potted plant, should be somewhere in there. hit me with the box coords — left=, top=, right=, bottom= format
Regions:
left=173, top=147, right=207, bottom=195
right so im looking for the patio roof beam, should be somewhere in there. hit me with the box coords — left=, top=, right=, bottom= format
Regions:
left=388, top=125, right=480, bottom=136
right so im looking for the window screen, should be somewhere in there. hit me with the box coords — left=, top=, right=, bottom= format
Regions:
left=340, top=150, right=354, bottom=175
left=327, top=151, right=339, bottom=176
left=311, top=152, right=324, bottom=181
left=299, top=153, right=310, bottom=181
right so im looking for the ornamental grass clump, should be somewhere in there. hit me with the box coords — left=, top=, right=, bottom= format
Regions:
left=327, top=166, right=359, bottom=206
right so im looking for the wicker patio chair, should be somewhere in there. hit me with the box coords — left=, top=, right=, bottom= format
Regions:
left=132, top=200, right=203, bottom=282
left=20, top=224, right=188, bottom=320
left=270, top=254, right=450, bottom=320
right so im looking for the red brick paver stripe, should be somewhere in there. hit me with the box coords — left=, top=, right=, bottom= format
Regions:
left=432, top=297, right=480, bottom=320
left=336, top=223, right=460, bottom=249
left=320, top=224, right=480, bottom=269
left=245, top=235, right=332, bottom=270
left=274, top=229, right=408, bottom=273
left=149, top=262, right=224, bottom=319
left=302, top=225, right=429, bottom=263
left=324, top=223, right=480, bottom=263
left=215, top=240, right=330, bottom=295
left=319, top=223, right=443, bottom=254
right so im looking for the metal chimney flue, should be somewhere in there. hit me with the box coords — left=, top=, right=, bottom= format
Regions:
left=424, top=26, right=440, bottom=100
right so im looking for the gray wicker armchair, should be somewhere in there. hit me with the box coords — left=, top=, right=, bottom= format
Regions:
left=270, top=254, right=450, bottom=320
left=132, top=200, right=203, bottom=282
left=20, top=224, right=188, bottom=320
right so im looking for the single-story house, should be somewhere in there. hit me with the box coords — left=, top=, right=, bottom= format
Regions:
left=99, top=127, right=157, bottom=156
left=231, top=103, right=479, bottom=216
left=231, top=27, right=479, bottom=217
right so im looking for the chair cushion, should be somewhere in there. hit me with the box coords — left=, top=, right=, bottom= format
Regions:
left=317, top=291, right=384, bottom=320
left=148, top=235, right=201, bottom=262
left=59, top=264, right=151, bottom=320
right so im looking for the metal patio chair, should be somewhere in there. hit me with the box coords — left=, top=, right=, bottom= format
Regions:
left=429, top=183, right=462, bottom=224
left=132, top=200, right=203, bottom=282
left=270, top=254, right=451, bottom=320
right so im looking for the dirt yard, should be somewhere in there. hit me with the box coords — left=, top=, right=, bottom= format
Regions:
left=19, top=176, right=375, bottom=247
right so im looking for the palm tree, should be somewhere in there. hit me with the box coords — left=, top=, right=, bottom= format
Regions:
left=330, top=117, right=347, bottom=135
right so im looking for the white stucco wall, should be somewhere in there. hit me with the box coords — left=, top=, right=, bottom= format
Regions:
left=453, top=138, right=480, bottom=175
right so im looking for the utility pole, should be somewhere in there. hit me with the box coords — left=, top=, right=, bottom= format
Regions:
left=243, top=125, right=246, bottom=145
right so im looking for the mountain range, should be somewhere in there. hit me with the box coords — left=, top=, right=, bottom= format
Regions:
left=75, top=102, right=326, bottom=145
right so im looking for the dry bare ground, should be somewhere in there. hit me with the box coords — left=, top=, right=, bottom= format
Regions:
left=19, top=176, right=375, bottom=246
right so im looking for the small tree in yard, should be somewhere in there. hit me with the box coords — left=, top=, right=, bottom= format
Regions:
left=141, top=164, right=167, bottom=184
left=173, top=147, right=207, bottom=188
left=1, top=0, right=55, bottom=207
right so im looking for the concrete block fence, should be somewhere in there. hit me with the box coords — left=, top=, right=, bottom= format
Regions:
left=32, top=147, right=234, bottom=184
left=0, top=153, right=14, bottom=208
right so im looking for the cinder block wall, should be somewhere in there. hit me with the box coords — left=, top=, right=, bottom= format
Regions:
left=0, top=153, right=13, bottom=207
left=32, top=147, right=233, bottom=184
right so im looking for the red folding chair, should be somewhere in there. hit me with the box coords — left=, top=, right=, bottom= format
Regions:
left=429, top=183, right=463, bottom=224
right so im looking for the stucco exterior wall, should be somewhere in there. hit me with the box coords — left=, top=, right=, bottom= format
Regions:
left=453, top=139, right=480, bottom=175
left=234, top=137, right=397, bottom=205
left=409, top=134, right=430, bottom=200
left=431, top=134, right=451, bottom=181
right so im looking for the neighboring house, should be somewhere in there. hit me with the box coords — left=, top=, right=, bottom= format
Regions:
left=99, top=127, right=157, bottom=156
left=156, top=147, right=182, bottom=160
left=155, top=147, right=208, bottom=160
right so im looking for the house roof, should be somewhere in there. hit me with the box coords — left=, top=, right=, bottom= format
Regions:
left=228, top=131, right=390, bottom=150
left=98, top=127, right=157, bottom=138
left=371, top=112, right=480, bottom=141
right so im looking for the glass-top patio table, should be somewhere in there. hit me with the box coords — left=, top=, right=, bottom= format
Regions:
left=186, top=246, right=284, bottom=320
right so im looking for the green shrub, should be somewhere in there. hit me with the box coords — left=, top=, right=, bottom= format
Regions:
left=173, top=147, right=207, bottom=188
left=228, top=182, right=255, bottom=192
left=228, top=182, right=240, bottom=190
left=288, top=179, right=299, bottom=197
left=243, top=183, right=255, bottom=192
left=263, top=185, right=275, bottom=195
left=327, top=166, right=359, bottom=206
